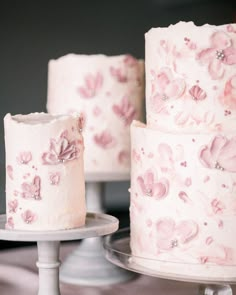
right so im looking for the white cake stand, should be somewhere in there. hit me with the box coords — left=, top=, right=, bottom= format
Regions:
left=60, top=173, right=136, bottom=286
left=0, top=212, right=119, bottom=295
left=104, top=228, right=235, bottom=295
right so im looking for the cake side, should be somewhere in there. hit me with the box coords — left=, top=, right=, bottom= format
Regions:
left=4, top=112, right=86, bottom=231
left=47, top=54, right=144, bottom=176
left=145, top=22, right=236, bottom=132
left=130, top=121, right=236, bottom=279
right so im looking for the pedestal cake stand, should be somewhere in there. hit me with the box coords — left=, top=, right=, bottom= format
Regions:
left=0, top=212, right=118, bottom=295
left=104, top=228, right=235, bottom=295
left=60, top=173, right=136, bottom=286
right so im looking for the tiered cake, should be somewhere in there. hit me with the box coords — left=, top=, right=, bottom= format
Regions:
left=130, top=22, right=236, bottom=279
left=4, top=112, right=86, bottom=230
left=47, top=54, right=144, bottom=176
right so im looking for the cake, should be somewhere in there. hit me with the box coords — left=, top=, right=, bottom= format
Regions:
left=47, top=54, right=144, bottom=177
left=4, top=112, right=86, bottom=231
left=130, top=22, right=236, bottom=280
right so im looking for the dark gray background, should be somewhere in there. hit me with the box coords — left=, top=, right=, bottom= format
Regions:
left=0, top=0, right=235, bottom=214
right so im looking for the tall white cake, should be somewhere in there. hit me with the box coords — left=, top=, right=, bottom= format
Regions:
left=4, top=112, right=86, bottom=231
left=47, top=54, right=144, bottom=177
left=130, top=22, right=236, bottom=280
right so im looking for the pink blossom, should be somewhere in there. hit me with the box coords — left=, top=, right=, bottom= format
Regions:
left=5, top=217, right=14, bottom=229
left=112, top=96, right=136, bottom=125
left=137, top=169, right=169, bottom=200
left=17, top=151, right=32, bottom=165
left=156, top=218, right=199, bottom=250
left=21, top=176, right=41, bottom=200
left=78, top=72, right=103, bottom=98
left=49, top=172, right=60, bottom=185
left=150, top=67, right=185, bottom=113
left=110, top=66, right=128, bottom=83
left=219, top=75, right=236, bottom=109
left=189, top=85, right=207, bottom=101
left=42, top=132, right=80, bottom=165
left=8, top=199, right=18, bottom=213
left=199, top=135, right=236, bottom=172
left=211, top=198, right=225, bottom=214
left=6, top=165, right=13, bottom=180
left=21, top=210, right=37, bottom=224
left=197, top=31, right=236, bottom=79
left=93, top=130, right=116, bottom=149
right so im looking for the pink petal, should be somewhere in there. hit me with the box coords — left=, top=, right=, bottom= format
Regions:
left=137, top=176, right=146, bottom=195
left=199, top=146, right=215, bottom=169
left=218, top=137, right=236, bottom=172
left=197, top=48, right=215, bottom=63
left=208, top=59, right=225, bottom=80
left=153, top=178, right=169, bottom=199
left=85, top=74, right=95, bottom=90
left=78, top=87, right=91, bottom=98
left=156, top=218, right=175, bottom=239
left=165, top=78, right=185, bottom=99
left=210, top=31, right=231, bottom=50
left=156, top=68, right=173, bottom=92
left=176, top=220, right=199, bottom=244
left=144, top=170, right=154, bottom=190
left=174, top=112, right=190, bottom=126
left=223, top=47, right=236, bottom=65
left=210, top=135, right=228, bottom=159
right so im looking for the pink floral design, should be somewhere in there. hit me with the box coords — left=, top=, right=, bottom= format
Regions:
left=197, top=31, right=236, bottom=79
left=118, top=150, right=129, bottom=165
left=150, top=67, right=185, bottom=113
left=137, top=169, right=169, bottom=200
left=17, top=151, right=32, bottom=165
left=42, top=132, right=80, bottom=165
left=21, top=176, right=41, bottom=200
left=112, top=96, right=136, bottom=125
left=5, top=217, right=14, bottom=229
left=156, top=218, right=199, bottom=250
left=93, top=130, right=116, bottom=149
left=211, top=198, right=225, bottom=214
left=219, top=75, right=236, bottom=109
left=78, top=72, right=103, bottom=98
left=189, top=85, right=207, bottom=101
left=123, top=55, right=138, bottom=67
left=21, top=210, right=37, bottom=224
left=49, top=172, right=60, bottom=185
left=199, top=135, right=236, bottom=172
left=110, top=66, right=128, bottom=83
left=6, top=165, right=13, bottom=180
left=8, top=199, right=18, bottom=213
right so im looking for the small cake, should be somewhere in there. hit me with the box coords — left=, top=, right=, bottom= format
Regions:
left=4, top=112, right=86, bottom=231
left=47, top=54, right=144, bottom=176
left=130, top=22, right=236, bottom=280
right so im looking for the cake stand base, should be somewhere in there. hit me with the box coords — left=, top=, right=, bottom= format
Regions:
left=60, top=181, right=136, bottom=286
left=0, top=212, right=118, bottom=295
left=104, top=228, right=235, bottom=295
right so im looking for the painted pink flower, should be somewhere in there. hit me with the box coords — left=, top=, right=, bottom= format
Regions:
left=118, top=150, right=129, bottom=165
left=197, top=31, right=236, bottom=79
left=199, top=135, right=236, bottom=172
left=49, top=172, right=60, bottom=185
left=8, top=199, right=18, bottom=213
left=21, top=176, right=41, bottom=200
left=112, top=96, right=136, bottom=126
left=219, top=75, right=236, bottom=109
left=5, top=217, right=14, bottom=229
left=189, top=85, right=207, bottom=101
left=156, top=218, right=199, bottom=250
left=123, top=54, right=138, bottom=67
left=6, top=165, right=13, bottom=180
left=137, top=169, right=169, bottom=200
left=17, top=151, right=32, bottom=165
left=150, top=67, right=185, bottom=113
left=78, top=72, right=103, bottom=98
left=93, top=130, right=116, bottom=149
left=42, top=132, right=80, bottom=165
left=21, top=210, right=37, bottom=224
left=110, top=66, right=128, bottom=83
left=211, top=198, right=225, bottom=214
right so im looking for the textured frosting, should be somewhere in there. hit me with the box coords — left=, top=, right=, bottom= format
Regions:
left=145, top=22, right=236, bottom=132
left=4, top=112, right=86, bottom=231
left=130, top=121, right=236, bottom=279
left=47, top=54, right=144, bottom=176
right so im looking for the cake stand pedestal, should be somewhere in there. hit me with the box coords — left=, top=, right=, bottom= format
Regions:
left=0, top=212, right=118, bottom=295
left=104, top=228, right=235, bottom=295
left=60, top=174, right=136, bottom=286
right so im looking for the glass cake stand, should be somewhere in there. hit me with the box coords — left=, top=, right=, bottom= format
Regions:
left=60, top=174, right=136, bottom=286
left=104, top=228, right=236, bottom=295
left=0, top=212, right=119, bottom=295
